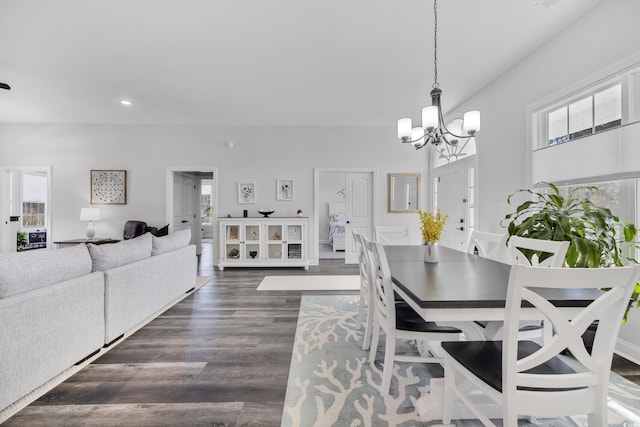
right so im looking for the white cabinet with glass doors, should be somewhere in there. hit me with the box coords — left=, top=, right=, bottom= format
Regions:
left=218, top=218, right=309, bottom=270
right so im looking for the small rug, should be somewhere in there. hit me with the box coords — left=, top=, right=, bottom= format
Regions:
left=257, top=275, right=359, bottom=291
left=282, top=295, right=640, bottom=427
left=195, top=275, right=213, bottom=289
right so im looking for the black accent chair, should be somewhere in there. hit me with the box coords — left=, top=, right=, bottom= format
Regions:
left=123, top=220, right=148, bottom=240
left=123, top=221, right=169, bottom=240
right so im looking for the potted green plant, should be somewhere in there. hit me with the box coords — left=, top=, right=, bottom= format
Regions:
left=502, top=182, right=639, bottom=320
left=16, top=231, right=28, bottom=251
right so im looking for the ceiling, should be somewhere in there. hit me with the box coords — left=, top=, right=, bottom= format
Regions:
left=0, top=0, right=604, bottom=126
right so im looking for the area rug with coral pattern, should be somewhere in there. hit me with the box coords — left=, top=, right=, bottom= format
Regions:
left=281, top=294, right=640, bottom=427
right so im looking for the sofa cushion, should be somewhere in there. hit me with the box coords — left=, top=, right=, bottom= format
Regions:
left=0, top=244, right=92, bottom=298
left=151, top=228, right=191, bottom=256
left=88, top=232, right=152, bottom=272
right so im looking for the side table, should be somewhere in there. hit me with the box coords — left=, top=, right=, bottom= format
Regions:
left=54, top=238, right=120, bottom=249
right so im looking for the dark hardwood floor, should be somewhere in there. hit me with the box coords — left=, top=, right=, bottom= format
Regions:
left=2, top=241, right=639, bottom=426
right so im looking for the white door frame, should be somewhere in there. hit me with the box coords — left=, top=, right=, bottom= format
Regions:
left=0, top=166, right=53, bottom=252
left=165, top=166, right=218, bottom=256
left=430, top=157, right=477, bottom=251
left=313, top=167, right=378, bottom=265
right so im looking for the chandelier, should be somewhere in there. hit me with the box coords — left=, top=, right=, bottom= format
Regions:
left=397, top=0, right=480, bottom=160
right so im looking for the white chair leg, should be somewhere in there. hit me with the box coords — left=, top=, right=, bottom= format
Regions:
left=362, top=294, right=374, bottom=350
left=357, top=291, right=365, bottom=325
left=380, top=333, right=395, bottom=394
left=442, top=358, right=454, bottom=425
left=369, top=317, right=380, bottom=364
left=587, top=385, right=607, bottom=426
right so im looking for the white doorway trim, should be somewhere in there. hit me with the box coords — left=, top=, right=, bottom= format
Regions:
left=165, top=166, right=218, bottom=259
left=0, top=166, right=53, bottom=252
left=313, top=167, right=378, bottom=265
left=165, top=166, right=218, bottom=232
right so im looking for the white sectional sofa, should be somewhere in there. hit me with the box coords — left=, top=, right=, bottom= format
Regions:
left=0, top=229, right=197, bottom=415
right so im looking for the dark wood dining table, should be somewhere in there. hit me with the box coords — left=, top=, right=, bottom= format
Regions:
left=384, top=244, right=601, bottom=339
left=383, top=244, right=603, bottom=421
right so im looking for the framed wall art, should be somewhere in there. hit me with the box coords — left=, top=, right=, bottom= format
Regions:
left=238, top=182, right=256, bottom=204
left=277, top=179, right=294, bottom=201
left=91, top=170, right=127, bottom=205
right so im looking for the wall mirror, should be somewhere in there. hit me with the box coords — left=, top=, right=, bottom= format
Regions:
left=388, top=173, right=420, bottom=213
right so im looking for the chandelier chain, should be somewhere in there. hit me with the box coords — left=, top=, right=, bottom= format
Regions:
left=432, top=0, right=439, bottom=89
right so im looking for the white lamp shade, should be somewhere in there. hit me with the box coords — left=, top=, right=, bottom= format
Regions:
left=397, top=118, right=412, bottom=139
left=422, top=106, right=438, bottom=129
left=463, top=110, right=481, bottom=134
left=410, top=127, right=425, bottom=146
left=80, top=207, right=101, bottom=221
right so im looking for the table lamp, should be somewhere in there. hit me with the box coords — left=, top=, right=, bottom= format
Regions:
left=80, top=207, right=101, bottom=239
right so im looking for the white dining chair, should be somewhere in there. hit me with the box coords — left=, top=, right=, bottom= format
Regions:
left=364, top=237, right=461, bottom=394
left=466, top=230, right=508, bottom=263
left=441, top=264, right=640, bottom=426
left=506, top=236, right=569, bottom=267
left=503, top=236, right=570, bottom=341
left=352, top=231, right=375, bottom=351
left=374, top=225, right=409, bottom=245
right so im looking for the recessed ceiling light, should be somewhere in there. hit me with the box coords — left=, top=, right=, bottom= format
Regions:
left=119, top=99, right=133, bottom=107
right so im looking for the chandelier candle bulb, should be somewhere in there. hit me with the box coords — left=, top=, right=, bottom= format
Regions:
left=463, top=111, right=481, bottom=134
left=411, top=127, right=425, bottom=147
left=397, top=118, right=412, bottom=139
left=422, top=106, right=438, bottom=129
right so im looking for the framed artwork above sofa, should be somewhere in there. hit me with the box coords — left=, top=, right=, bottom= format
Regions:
left=91, top=170, right=127, bottom=204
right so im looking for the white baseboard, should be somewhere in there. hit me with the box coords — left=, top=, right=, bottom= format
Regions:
left=616, top=338, right=640, bottom=365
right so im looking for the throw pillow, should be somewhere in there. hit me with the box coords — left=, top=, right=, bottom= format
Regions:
left=151, top=228, right=191, bottom=256
left=88, top=232, right=152, bottom=272
left=153, top=224, right=169, bottom=237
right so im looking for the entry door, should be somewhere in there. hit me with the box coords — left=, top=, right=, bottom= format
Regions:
left=435, top=166, right=469, bottom=252
left=345, top=171, right=373, bottom=264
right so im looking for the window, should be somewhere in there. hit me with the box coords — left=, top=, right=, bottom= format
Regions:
left=545, top=83, right=623, bottom=146
left=558, top=180, right=636, bottom=260
left=22, top=172, right=47, bottom=229
left=548, top=106, right=568, bottom=146
left=594, top=84, right=622, bottom=132
left=433, top=177, right=439, bottom=212
left=568, top=96, right=593, bottom=140
left=22, top=202, right=45, bottom=228
left=201, top=180, right=213, bottom=225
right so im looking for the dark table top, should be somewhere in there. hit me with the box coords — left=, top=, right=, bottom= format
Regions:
left=385, top=245, right=602, bottom=310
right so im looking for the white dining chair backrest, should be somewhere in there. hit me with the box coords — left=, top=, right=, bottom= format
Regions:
left=466, top=231, right=508, bottom=262
left=363, top=237, right=396, bottom=327
left=502, top=265, right=640, bottom=421
left=374, top=225, right=409, bottom=246
left=506, top=236, right=569, bottom=267
left=441, top=264, right=640, bottom=426
left=353, top=232, right=373, bottom=338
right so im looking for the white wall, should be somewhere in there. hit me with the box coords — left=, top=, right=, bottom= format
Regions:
left=0, top=124, right=429, bottom=256
left=448, top=0, right=640, bottom=233
left=449, top=0, right=640, bottom=362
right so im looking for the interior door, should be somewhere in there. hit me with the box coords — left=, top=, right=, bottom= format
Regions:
left=173, top=174, right=196, bottom=232
left=435, top=166, right=468, bottom=252
left=345, top=171, right=373, bottom=264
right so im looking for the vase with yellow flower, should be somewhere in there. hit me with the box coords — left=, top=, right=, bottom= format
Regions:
left=418, top=208, right=448, bottom=263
